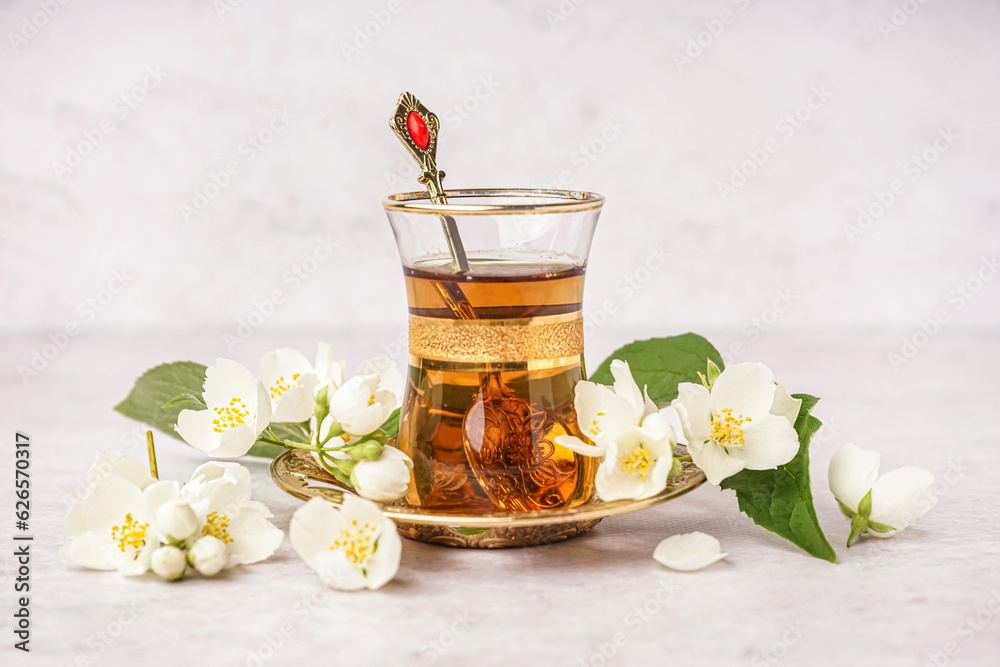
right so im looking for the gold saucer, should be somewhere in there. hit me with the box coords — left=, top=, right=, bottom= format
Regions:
left=270, top=448, right=706, bottom=548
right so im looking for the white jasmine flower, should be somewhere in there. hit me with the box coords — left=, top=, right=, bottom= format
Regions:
left=654, top=532, right=728, bottom=571
left=552, top=361, right=679, bottom=501
left=353, top=356, right=405, bottom=409
left=329, top=374, right=396, bottom=436
left=290, top=495, right=401, bottom=591
left=188, top=536, right=228, bottom=577
left=176, top=359, right=272, bottom=457
left=259, top=348, right=320, bottom=423
left=828, top=443, right=937, bottom=546
left=150, top=545, right=187, bottom=581
left=555, top=359, right=660, bottom=457
left=59, top=450, right=158, bottom=576
left=145, top=461, right=284, bottom=568
left=672, top=362, right=800, bottom=486
left=352, top=446, right=413, bottom=503
left=595, top=412, right=678, bottom=501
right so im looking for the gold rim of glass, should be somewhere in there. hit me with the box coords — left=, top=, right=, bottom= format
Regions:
left=382, top=188, right=605, bottom=215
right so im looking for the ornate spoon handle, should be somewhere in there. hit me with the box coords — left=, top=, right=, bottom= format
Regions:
left=390, top=92, right=470, bottom=274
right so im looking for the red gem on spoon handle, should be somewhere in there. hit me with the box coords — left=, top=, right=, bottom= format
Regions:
left=407, top=111, right=429, bottom=150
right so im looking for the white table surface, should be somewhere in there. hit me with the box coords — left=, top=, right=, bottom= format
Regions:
left=2, top=327, right=997, bottom=667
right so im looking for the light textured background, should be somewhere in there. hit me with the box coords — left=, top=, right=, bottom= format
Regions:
left=1, top=1, right=999, bottom=666
left=1, top=0, right=999, bottom=345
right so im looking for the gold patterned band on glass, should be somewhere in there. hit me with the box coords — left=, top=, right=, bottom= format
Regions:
left=408, top=312, right=584, bottom=364
left=408, top=355, right=585, bottom=373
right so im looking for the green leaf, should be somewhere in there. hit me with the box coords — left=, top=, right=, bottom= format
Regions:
left=246, top=442, right=286, bottom=459
left=380, top=408, right=401, bottom=438
left=589, top=333, right=724, bottom=405
left=161, top=393, right=207, bottom=410
left=114, top=362, right=208, bottom=441
left=116, top=363, right=306, bottom=460
left=453, top=527, right=489, bottom=536
left=720, top=394, right=838, bottom=563
left=268, top=422, right=310, bottom=443
left=245, top=422, right=312, bottom=460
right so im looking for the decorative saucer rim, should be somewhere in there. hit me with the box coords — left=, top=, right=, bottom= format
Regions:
left=270, top=448, right=706, bottom=529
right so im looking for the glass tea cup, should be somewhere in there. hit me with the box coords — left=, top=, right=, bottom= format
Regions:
left=383, top=188, right=604, bottom=514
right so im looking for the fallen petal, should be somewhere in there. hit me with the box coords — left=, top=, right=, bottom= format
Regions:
left=653, top=531, right=728, bottom=571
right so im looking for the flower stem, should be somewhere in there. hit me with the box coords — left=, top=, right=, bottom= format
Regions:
left=847, top=513, right=869, bottom=547
left=314, top=448, right=354, bottom=486
left=145, top=430, right=158, bottom=480
left=281, top=441, right=327, bottom=452
left=264, top=427, right=291, bottom=445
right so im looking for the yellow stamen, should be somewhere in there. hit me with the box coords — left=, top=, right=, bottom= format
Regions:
left=329, top=521, right=378, bottom=566
left=589, top=411, right=607, bottom=437
left=203, top=511, right=233, bottom=544
left=110, top=513, right=149, bottom=553
left=619, top=443, right=655, bottom=481
left=212, top=397, right=251, bottom=433
left=711, top=408, right=751, bottom=451
left=269, top=373, right=303, bottom=401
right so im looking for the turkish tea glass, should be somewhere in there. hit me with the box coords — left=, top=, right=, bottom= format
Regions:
left=383, top=189, right=604, bottom=515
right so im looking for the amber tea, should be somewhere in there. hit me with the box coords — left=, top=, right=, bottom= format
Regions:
left=397, top=259, right=597, bottom=514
